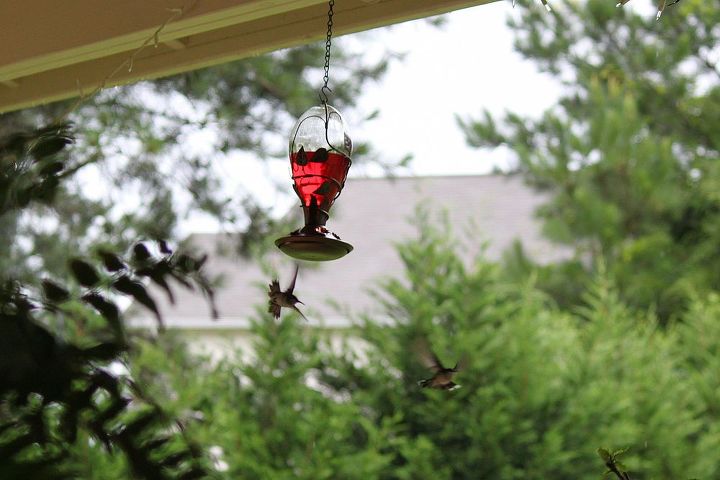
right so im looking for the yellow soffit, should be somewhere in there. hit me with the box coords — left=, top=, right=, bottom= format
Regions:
left=0, top=0, right=496, bottom=114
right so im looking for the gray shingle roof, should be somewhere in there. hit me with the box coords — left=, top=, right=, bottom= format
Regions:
left=133, top=174, right=569, bottom=329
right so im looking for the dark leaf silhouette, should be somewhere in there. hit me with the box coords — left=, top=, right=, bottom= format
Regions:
left=81, top=292, right=123, bottom=339
left=35, top=176, right=60, bottom=202
left=158, top=239, right=172, bottom=254
left=41, top=279, right=70, bottom=303
left=80, top=343, right=123, bottom=361
left=137, top=262, right=175, bottom=304
left=206, top=287, right=219, bottom=320
left=143, top=436, right=171, bottom=452
left=133, top=243, right=152, bottom=262
left=0, top=123, right=73, bottom=216
left=60, top=385, right=97, bottom=443
left=195, top=253, right=208, bottom=270
left=38, top=161, right=64, bottom=176
left=122, top=409, right=161, bottom=438
left=93, top=397, right=132, bottom=432
left=69, top=259, right=100, bottom=287
left=97, top=250, right=126, bottom=272
left=175, top=254, right=194, bottom=273
left=179, top=468, right=208, bottom=480
left=159, top=450, right=193, bottom=468
left=112, top=275, right=163, bottom=328
left=169, top=271, right=194, bottom=290
left=1, top=126, right=211, bottom=478
left=29, top=131, right=73, bottom=159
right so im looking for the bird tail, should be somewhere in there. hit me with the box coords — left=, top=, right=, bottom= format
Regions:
left=417, top=378, right=431, bottom=388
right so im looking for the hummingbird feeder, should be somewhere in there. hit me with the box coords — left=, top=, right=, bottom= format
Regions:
left=275, top=0, right=354, bottom=262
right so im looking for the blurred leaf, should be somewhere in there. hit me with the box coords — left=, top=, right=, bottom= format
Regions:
left=112, top=275, right=163, bottom=328
left=68, top=259, right=100, bottom=287
left=97, top=250, right=126, bottom=272
left=41, top=279, right=70, bottom=303
left=132, top=243, right=152, bottom=263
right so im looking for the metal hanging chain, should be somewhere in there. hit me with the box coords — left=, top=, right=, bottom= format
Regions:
left=319, top=0, right=335, bottom=105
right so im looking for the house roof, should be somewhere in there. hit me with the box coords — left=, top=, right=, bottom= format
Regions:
left=133, top=174, right=570, bottom=329
left=0, top=0, right=496, bottom=114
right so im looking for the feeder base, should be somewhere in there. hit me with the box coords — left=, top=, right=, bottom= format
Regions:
left=275, top=234, right=353, bottom=261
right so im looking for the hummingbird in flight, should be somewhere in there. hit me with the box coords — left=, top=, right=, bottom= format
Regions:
left=267, top=264, right=307, bottom=321
left=416, top=340, right=463, bottom=391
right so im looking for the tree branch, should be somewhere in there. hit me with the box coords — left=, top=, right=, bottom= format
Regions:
left=56, top=151, right=103, bottom=180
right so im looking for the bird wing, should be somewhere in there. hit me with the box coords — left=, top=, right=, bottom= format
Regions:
left=268, top=279, right=280, bottom=296
left=286, top=264, right=299, bottom=294
left=413, top=338, right=443, bottom=372
left=454, top=353, right=469, bottom=372
left=268, top=299, right=281, bottom=319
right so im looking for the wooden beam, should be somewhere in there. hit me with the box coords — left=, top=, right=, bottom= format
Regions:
left=0, top=0, right=495, bottom=114
left=0, top=1, right=325, bottom=82
left=163, top=39, right=189, bottom=51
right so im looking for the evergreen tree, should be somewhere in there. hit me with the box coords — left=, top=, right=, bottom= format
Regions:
left=459, top=0, right=720, bottom=319
left=123, top=308, right=397, bottom=479
left=5, top=4, right=717, bottom=477
left=322, top=213, right=720, bottom=479
left=118, top=214, right=720, bottom=478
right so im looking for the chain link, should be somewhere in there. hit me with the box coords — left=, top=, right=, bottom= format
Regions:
left=320, top=0, right=334, bottom=105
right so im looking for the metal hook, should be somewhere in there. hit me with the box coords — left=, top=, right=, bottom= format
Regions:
left=319, top=85, right=332, bottom=106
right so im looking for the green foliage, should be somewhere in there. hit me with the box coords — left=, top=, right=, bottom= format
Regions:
left=459, top=0, right=720, bottom=320
left=597, top=447, right=630, bottom=480
left=0, top=123, right=222, bottom=478
left=0, top=247, right=214, bottom=477
left=332, top=217, right=717, bottom=479
left=3, top=5, right=716, bottom=477
left=3, top=121, right=706, bottom=477
left=124, top=314, right=397, bottom=479
left=0, top=39, right=394, bottom=283
left=0, top=123, right=73, bottom=215
left=117, top=215, right=720, bottom=479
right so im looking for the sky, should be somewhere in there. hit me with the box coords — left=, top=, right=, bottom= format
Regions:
left=353, top=1, right=563, bottom=176
left=180, top=1, right=566, bottom=233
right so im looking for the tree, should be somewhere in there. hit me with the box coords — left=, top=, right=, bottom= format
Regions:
left=459, top=0, right=720, bottom=320
left=323, top=212, right=720, bottom=479
left=7, top=4, right=717, bottom=476
left=117, top=213, right=720, bottom=479
left=0, top=25, right=396, bottom=471
left=12, top=157, right=717, bottom=479
left=0, top=126, right=221, bottom=478
left=0, top=38, right=395, bottom=283
left=0, top=18, right=411, bottom=478
left=124, top=313, right=398, bottom=479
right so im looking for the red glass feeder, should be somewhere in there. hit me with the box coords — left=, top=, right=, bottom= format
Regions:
left=275, top=104, right=353, bottom=261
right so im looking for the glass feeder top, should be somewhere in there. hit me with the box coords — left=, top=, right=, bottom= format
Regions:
left=289, top=104, right=352, bottom=157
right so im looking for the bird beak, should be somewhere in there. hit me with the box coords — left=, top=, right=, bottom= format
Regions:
left=297, top=300, right=304, bottom=305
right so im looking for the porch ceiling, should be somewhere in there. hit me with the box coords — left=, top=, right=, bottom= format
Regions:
left=0, top=0, right=495, bottom=114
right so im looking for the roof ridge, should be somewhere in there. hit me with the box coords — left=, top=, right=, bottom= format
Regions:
left=345, top=172, right=516, bottom=182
